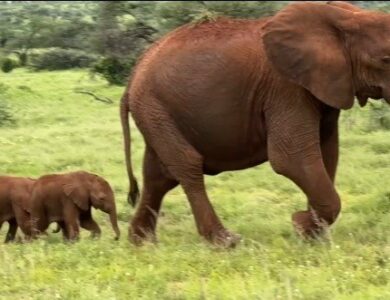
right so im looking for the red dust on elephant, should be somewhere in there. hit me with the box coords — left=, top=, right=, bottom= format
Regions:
left=120, top=1, right=390, bottom=247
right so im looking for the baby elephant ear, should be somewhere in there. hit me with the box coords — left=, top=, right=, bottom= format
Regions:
left=90, top=191, right=106, bottom=209
left=63, top=183, right=89, bottom=211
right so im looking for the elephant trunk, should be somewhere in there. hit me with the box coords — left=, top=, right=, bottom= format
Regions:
left=120, top=91, right=139, bottom=207
left=109, top=208, right=120, bottom=240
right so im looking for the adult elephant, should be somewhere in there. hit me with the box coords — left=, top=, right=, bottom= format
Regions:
left=121, top=1, right=390, bottom=246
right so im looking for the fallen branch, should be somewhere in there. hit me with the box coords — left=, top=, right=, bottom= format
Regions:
left=74, top=90, right=114, bottom=104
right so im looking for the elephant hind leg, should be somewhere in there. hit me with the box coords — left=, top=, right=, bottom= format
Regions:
left=58, top=220, right=79, bottom=242
left=63, top=205, right=80, bottom=241
left=4, top=218, right=17, bottom=243
left=130, top=146, right=179, bottom=244
left=80, top=212, right=101, bottom=238
left=14, top=206, right=32, bottom=239
left=56, top=221, right=70, bottom=240
left=132, top=100, right=240, bottom=247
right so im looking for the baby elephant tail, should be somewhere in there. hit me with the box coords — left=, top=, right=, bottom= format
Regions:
left=120, top=91, right=140, bottom=207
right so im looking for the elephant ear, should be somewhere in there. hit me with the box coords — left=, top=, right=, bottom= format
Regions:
left=90, top=190, right=105, bottom=210
left=89, top=177, right=107, bottom=210
left=262, top=2, right=358, bottom=109
left=63, top=181, right=89, bottom=211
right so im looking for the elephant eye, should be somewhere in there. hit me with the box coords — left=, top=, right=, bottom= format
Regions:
left=381, top=56, right=390, bottom=64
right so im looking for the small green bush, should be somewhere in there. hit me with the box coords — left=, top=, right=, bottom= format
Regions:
left=1, top=57, right=19, bottom=73
left=31, top=48, right=98, bottom=70
left=0, top=102, right=14, bottom=126
left=367, top=101, right=390, bottom=131
left=0, top=82, right=9, bottom=93
left=91, top=57, right=134, bottom=85
left=0, top=83, right=14, bottom=126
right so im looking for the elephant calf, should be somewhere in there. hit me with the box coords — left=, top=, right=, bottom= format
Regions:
left=30, top=171, right=120, bottom=241
left=0, top=176, right=35, bottom=243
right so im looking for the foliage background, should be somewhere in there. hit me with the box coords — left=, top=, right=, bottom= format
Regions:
left=0, top=2, right=389, bottom=299
left=1, top=1, right=390, bottom=83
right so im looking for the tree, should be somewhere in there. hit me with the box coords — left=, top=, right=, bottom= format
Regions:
left=350, top=1, right=390, bottom=11
left=0, top=1, right=98, bottom=65
left=92, top=2, right=158, bottom=84
left=91, top=1, right=285, bottom=85
left=0, top=83, right=14, bottom=127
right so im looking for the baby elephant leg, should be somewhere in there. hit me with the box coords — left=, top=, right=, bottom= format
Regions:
left=55, top=221, right=70, bottom=240
left=80, top=211, right=101, bottom=238
left=14, top=206, right=33, bottom=241
left=4, top=219, right=18, bottom=243
left=64, top=206, right=80, bottom=241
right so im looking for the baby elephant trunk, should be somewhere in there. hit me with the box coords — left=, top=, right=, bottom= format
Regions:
left=109, top=209, right=120, bottom=240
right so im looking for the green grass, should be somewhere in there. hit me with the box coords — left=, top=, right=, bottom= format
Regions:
left=0, top=68, right=389, bottom=299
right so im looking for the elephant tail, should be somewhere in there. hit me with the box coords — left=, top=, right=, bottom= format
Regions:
left=120, top=91, right=139, bottom=207
left=109, top=207, right=121, bottom=240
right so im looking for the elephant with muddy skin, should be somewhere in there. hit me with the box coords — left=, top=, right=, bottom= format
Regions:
left=120, top=1, right=390, bottom=247
left=0, top=176, right=35, bottom=242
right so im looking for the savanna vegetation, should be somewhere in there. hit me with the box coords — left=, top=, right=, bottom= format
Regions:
left=0, top=1, right=390, bottom=299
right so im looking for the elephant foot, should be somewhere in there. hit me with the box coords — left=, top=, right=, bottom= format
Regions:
left=63, top=233, right=80, bottom=243
left=207, top=228, right=241, bottom=248
left=292, top=210, right=329, bottom=239
left=90, top=232, right=101, bottom=240
left=129, top=224, right=157, bottom=246
left=14, top=236, right=23, bottom=243
left=64, top=237, right=79, bottom=243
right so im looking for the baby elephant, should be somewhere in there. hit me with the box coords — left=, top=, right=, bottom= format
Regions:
left=30, top=171, right=120, bottom=241
left=0, top=176, right=35, bottom=242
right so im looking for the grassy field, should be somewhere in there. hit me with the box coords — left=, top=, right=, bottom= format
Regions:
left=0, top=68, right=389, bottom=299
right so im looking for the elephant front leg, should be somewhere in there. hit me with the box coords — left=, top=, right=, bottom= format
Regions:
left=14, top=206, right=33, bottom=241
left=289, top=168, right=341, bottom=238
left=56, top=221, right=68, bottom=239
left=80, top=211, right=101, bottom=239
left=320, top=109, right=340, bottom=183
left=30, top=211, right=49, bottom=239
left=64, top=205, right=80, bottom=241
left=65, top=221, right=80, bottom=241
left=268, top=119, right=341, bottom=238
left=4, top=219, right=17, bottom=243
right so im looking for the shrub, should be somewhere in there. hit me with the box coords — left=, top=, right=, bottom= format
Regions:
left=0, top=83, right=15, bottom=126
left=1, top=57, right=19, bottom=73
left=367, top=101, right=390, bottom=131
left=91, top=57, right=134, bottom=85
left=0, top=82, right=9, bottom=93
left=31, top=48, right=98, bottom=70
left=0, top=102, right=14, bottom=126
